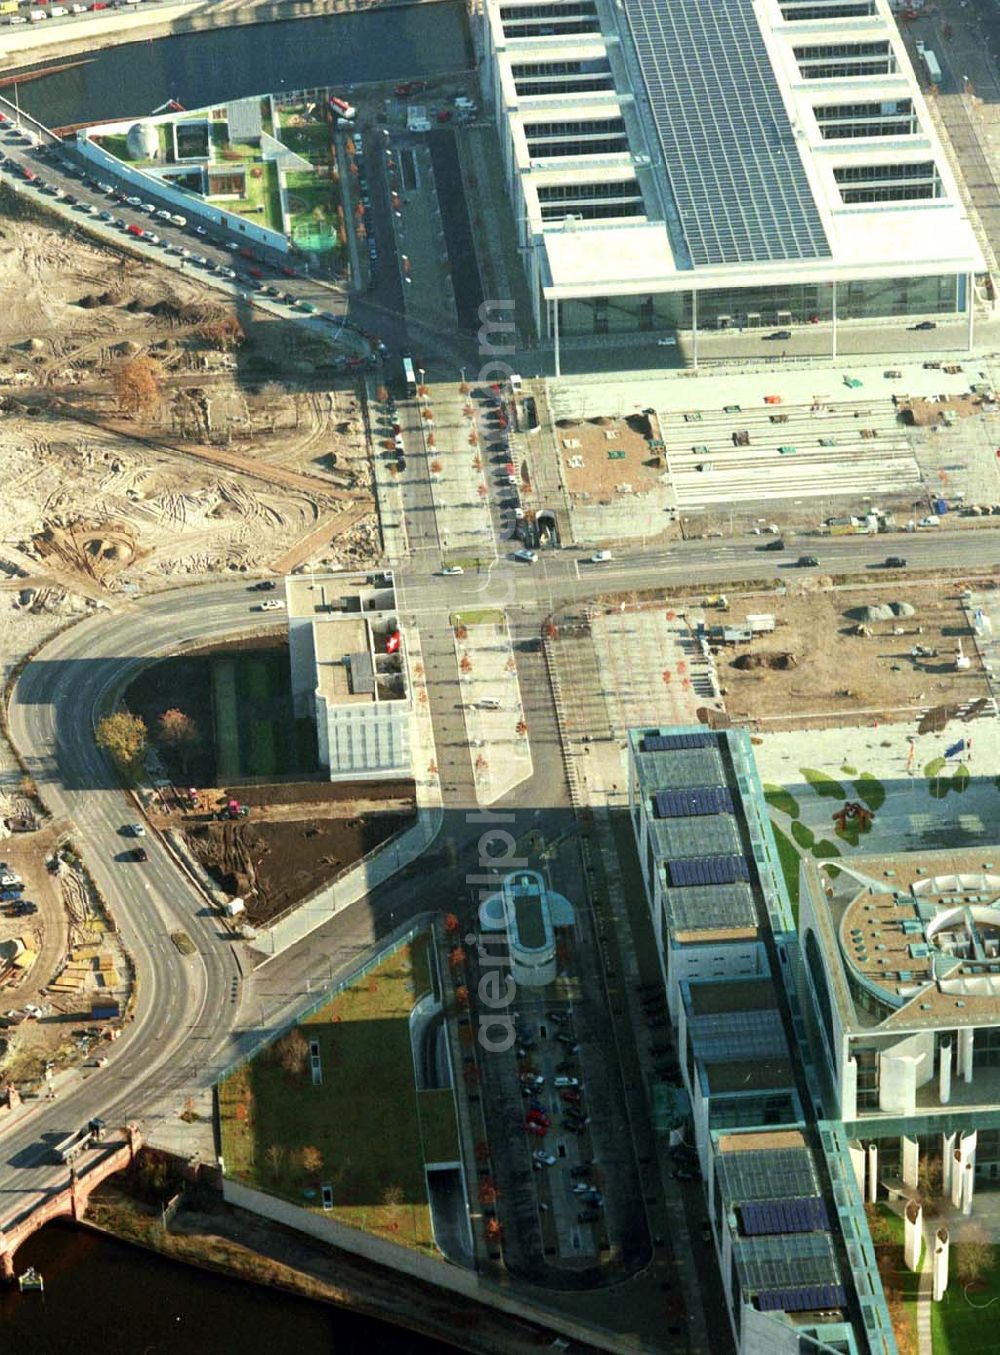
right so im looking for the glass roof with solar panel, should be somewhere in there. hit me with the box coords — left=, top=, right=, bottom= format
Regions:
left=620, top=0, right=832, bottom=267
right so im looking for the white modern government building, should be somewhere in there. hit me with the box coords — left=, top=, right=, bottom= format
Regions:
left=480, top=0, right=986, bottom=364
left=285, top=572, right=412, bottom=782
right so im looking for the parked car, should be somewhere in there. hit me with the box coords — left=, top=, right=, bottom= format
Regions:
left=533, top=1150, right=556, bottom=1167
left=125, top=823, right=146, bottom=837
left=578, top=1209, right=600, bottom=1223
left=513, top=549, right=538, bottom=564
left=440, top=565, right=464, bottom=576
left=911, top=320, right=937, bottom=331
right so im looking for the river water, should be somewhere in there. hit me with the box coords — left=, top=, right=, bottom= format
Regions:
left=0, top=1221, right=447, bottom=1353
left=14, top=0, right=472, bottom=126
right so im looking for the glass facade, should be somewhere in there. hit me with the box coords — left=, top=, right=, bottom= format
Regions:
left=549, top=273, right=961, bottom=336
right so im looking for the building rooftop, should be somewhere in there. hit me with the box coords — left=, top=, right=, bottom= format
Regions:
left=665, top=880, right=758, bottom=939
left=705, top=1056, right=796, bottom=1094
left=806, top=847, right=1000, bottom=1031
left=488, top=0, right=984, bottom=299
left=313, top=619, right=373, bottom=705
left=285, top=571, right=396, bottom=622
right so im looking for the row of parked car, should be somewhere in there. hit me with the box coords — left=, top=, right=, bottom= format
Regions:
left=5, top=0, right=162, bottom=27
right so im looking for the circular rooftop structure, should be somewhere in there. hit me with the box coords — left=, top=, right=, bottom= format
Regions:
left=125, top=122, right=160, bottom=162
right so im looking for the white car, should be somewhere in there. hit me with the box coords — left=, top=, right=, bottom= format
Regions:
left=127, top=822, right=146, bottom=836
left=657, top=335, right=678, bottom=346
left=440, top=566, right=464, bottom=576
left=124, top=196, right=142, bottom=207
left=590, top=550, right=612, bottom=563
left=554, top=1076, right=579, bottom=1089
left=141, top=202, right=157, bottom=213
left=259, top=598, right=286, bottom=611
left=533, top=1150, right=557, bottom=1167
left=156, top=209, right=172, bottom=221
left=513, top=549, right=538, bottom=564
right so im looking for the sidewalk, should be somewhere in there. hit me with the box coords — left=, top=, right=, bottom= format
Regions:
left=452, top=614, right=532, bottom=804
left=419, top=383, right=496, bottom=565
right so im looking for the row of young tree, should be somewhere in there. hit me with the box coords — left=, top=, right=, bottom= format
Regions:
left=95, top=708, right=200, bottom=779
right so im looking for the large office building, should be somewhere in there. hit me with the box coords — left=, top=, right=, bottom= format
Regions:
left=628, top=727, right=892, bottom=1354
left=800, top=849, right=1000, bottom=1208
left=481, top=0, right=985, bottom=363
left=285, top=572, right=412, bottom=782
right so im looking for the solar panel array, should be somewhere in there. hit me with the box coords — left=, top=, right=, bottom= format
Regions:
left=654, top=786, right=734, bottom=819
left=619, top=0, right=832, bottom=266
left=740, top=1196, right=830, bottom=1237
left=668, top=855, right=749, bottom=887
left=642, top=732, right=710, bottom=752
left=756, top=1284, right=846, bottom=1313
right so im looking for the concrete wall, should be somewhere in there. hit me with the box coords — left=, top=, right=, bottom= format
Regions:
left=878, top=1030, right=934, bottom=1114
left=221, top=1177, right=640, bottom=1354
left=76, top=133, right=290, bottom=254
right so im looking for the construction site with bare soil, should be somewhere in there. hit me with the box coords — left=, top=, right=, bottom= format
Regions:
left=0, top=190, right=379, bottom=601
left=715, top=576, right=997, bottom=729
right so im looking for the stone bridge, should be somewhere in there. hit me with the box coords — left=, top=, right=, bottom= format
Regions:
left=0, top=1124, right=141, bottom=1282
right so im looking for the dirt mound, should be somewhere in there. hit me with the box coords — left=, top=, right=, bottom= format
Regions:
left=732, top=651, right=798, bottom=671
left=556, top=417, right=582, bottom=429
left=850, top=600, right=917, bottom=622
left=76, top=294, right=103, bottom=309
left=147, top=298, right=212, bottom=324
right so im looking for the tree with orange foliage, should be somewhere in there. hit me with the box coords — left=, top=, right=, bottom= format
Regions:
left=443, top=913, right=460, bottom=934
left=455, top=984, right=470, bottom=1009
left=112, top=356, right=162, bottom=417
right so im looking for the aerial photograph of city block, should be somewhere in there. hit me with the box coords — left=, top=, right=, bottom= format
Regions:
left=0, top=0, right=999, bottom=1350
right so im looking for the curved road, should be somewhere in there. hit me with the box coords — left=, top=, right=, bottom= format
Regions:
left=0, top=527, right=995, bottom=1235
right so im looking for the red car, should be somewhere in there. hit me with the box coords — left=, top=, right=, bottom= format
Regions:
left=248, top=267, right=262, bottom=279
left=436, top=109, right=452, bottom=123
left=525, top=1121, right=548, bottom=1138
left=525, top=1108, right=550, bottom=1127
left=239, top=247, right=256, bottom=260
left=280, top=264, right=298, bottom=278
left=559, top=1088, right=582, bottom=1105
left=126, top=223, right=143, bottom=237
left=394, top=80, right=427, bottom=98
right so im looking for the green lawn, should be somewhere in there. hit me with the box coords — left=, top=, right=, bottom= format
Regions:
left=853, top=772, right=886, bottom=813
left=218, top=933, right=447, bottom=1254
left=931, top=1251, right=1000, bottom=1353
left=285, top=168, right=343, bottom=255
left=801, top=767, right=847, bottom=799
left=277, top=118, right=332, bottom=160
left=763, top=784, right=799, bottom=818
left=209, top=158, right=281, bottom=234
left=450, top=609, right=506, bottom=627
left=791, top=820, right=815, bottom=850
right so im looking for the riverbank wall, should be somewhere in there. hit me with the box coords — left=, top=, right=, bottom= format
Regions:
left=0, top=0, right=453, bottom=72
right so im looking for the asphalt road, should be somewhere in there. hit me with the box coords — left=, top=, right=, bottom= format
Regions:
left=0, top=524, right=994, bottom=1231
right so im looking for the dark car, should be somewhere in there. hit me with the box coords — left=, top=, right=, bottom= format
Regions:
left=249, top=580, right=277, bottom=591
left=760, top=538, right=784, bottom=551
left=797, top=555, right=820, bottom=567
left=131, top=847, right=149, bottom=863
left=912, top=320, right=937, bottom=331
left=884, top=556, right=907, bottom=568
left=570, top=1164, right=592, bottom=1178
left=765, top=329, right=792, bottom=341
left=578, top=1209, right=600, bottom=1223
left=672, top=1167, right=701, bottom=1182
